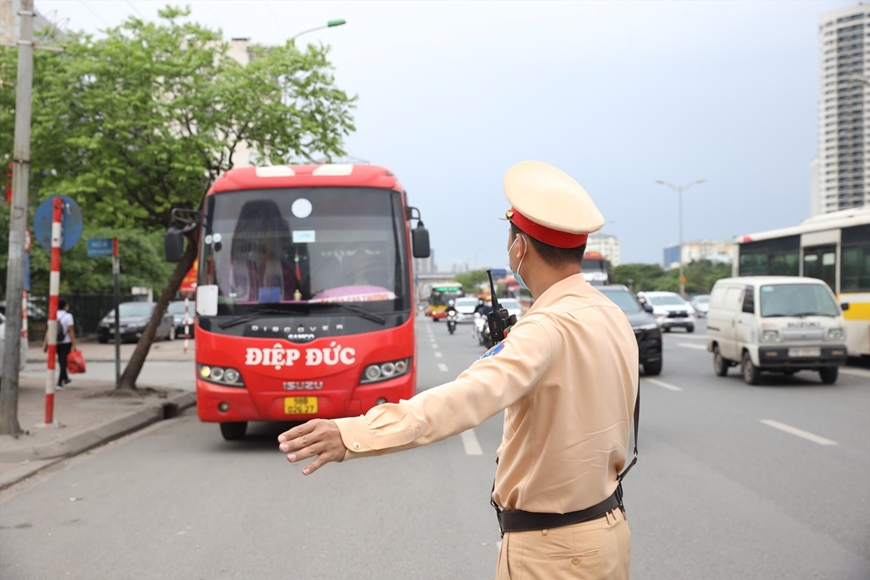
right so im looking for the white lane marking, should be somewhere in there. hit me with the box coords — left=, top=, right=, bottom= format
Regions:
left=497, top=540, right=502, bottom=550
left=678, top=343, right=707, bottom=350
left=841, top=368, right=870, bottom=379
left=460, top=429, right=483, bottom=455
left=434, top=352, right=443, bottom=358
left=645, top=378, right=683, bottom=391
left=760, top=420, right=837, bottom=446
left=438, top=363, right=449, bottom=372
left=670, top=334, right=706, bottom=341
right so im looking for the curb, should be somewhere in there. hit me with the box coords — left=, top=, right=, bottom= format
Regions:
left=25, top=357, right=194, bottom=364
left=0, top=391, right=196, bottom=490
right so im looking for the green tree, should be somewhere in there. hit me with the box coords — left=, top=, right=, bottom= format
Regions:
left=454, top=269, right=491, bottom=295
left=614, top=260, right=732, bottom=295
left=1, top=6, right=355, bottom=391
left=0, top=202, right=174, bottom=296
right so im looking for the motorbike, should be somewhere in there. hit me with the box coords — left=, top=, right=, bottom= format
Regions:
left=473, top=311, right=495, bottom=348
left=446, top=308, right=458, bottom=335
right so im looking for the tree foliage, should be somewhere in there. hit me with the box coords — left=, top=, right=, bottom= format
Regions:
left=0, top=203, right=174, bottom=296
left=1, top=6, right=356, bottom=389
left=613, top=260, right=732, bottom=294
left=454, top=269, right=491, bottom=295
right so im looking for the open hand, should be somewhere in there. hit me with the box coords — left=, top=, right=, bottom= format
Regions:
left=278, top=419, right=346, bottom=475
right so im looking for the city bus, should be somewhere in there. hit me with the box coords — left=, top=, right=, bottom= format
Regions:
left=581, top=251, right=613, bottom=286
left=734, top=207, right=869, bottom=357
left=165, top=164, right=430, bottom=440
left=426, top=282, right=463, bottom=320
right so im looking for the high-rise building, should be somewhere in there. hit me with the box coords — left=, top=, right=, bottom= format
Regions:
left=815, top=4, right=869, bottom=216
left=663, top=240, right=736, bottom=269
left=585, top=233, right=620, bottom=266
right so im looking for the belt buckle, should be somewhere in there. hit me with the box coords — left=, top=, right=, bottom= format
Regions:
left=491, top=500, right=504, bottom=538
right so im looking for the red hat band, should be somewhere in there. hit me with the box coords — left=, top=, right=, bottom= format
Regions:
left=507, top=208, right=588, bottom=249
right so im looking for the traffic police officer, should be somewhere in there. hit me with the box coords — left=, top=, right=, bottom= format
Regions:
left=278, top=160, right=640, bottom=579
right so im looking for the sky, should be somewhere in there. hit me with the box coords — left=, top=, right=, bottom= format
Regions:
left=34, top=0, right=858, bottom=271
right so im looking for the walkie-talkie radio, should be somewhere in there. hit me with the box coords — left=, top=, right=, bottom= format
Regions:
left=486, top=269, right=518, bottom=344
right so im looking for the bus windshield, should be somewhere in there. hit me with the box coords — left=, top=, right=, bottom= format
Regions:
left=760, top=284, right=840, bottom=318
left=201, top=187, right=409, bottom=315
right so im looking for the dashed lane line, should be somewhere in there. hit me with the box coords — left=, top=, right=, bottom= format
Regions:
left=677, top=343, right=707, bottom=350
left=460, top=429, right=483, bottom=455
left=434, top=352, right=443, bottom=358
left=438, top=363, right=449, bottom=372
left=760, top=419, right=837, bottom=446
left=644, top=378, right=683, bottom=391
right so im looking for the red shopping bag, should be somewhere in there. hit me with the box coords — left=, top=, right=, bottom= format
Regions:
left=68, top=349, right=87, bottom=374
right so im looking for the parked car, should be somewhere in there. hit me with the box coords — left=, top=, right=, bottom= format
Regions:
left=167, top=300, right=195, bottom=337
left=97, top=302, right=175, bottom=343
left=0, top=299, right=47, bottom=321
left=0, top=313, right=28, bottom=376
left=637, top=291, right=696, bottom=333
left=599, top=285, right=663, bottom=376
left=690, top=294, right=710, bottom=318
left=706, top=276, right=848, bottom=385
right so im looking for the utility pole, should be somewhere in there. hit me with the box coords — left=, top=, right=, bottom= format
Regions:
left=1, top=0, right=34, bottom=435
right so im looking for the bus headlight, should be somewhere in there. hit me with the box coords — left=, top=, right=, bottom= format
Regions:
left=198, top=364, right=245, bottom=387
left=361, top=358, right=411, bottom=385
left=761, top=330, right=780, bottom=343
left=827, top=328, right=845, bottom=341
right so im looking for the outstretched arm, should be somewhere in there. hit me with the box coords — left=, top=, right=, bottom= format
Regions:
left=278, top=317, right=553, bottom=475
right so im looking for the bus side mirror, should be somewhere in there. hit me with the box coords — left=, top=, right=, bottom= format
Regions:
left=164, top=227, right=185, bottom=262
left=841, top=302, right=850, bottom=311
left=412, top=223, right=430, bottom=258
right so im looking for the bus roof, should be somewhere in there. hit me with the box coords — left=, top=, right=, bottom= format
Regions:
left=209, top=164, right=404, bottom=195
left=737, top=206, right=870, bottom=244
left=583, top=251, right=606, bottom=260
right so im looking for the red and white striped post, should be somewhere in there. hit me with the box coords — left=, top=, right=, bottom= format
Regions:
left=183, top=293, right=191, bottom=354
left=44, top=197, right=63, bottom=425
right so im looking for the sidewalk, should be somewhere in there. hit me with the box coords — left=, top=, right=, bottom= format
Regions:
left=25, top=337, right=196, bottom=364
left=0, top=375, right=195, bottom=490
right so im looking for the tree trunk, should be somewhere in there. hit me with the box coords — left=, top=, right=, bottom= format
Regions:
left=117, top=235, right=198, bottom=390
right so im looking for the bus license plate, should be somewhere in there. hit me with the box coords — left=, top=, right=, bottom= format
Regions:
left=788, top=347, right=821, bottom=357
left=284, top=397, right=318, bottom=415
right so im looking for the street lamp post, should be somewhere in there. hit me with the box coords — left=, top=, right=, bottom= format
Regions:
left=291, top=19, right=347, bottom=41
left=655, top=178, right=705, bottom=298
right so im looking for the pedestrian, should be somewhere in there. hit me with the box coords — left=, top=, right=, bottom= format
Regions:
left=278, top=161, right=640, bottom=579
left=43, top=298, right=77, bottom=389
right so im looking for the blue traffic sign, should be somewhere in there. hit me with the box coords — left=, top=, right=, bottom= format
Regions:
left=34, top=195, right=83, bottom=253
left=87, top=238, right=114, bottom=258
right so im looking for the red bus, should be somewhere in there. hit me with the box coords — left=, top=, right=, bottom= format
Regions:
left=165, top=164, right=430, bottom=440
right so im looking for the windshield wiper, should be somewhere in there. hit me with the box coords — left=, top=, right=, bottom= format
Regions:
left=764, top=312, right=834, bottom=318
left=219, top=306, right=309, bottom=329
left=309, top=302, right=386, bottom=325
left=792, top=312, right=835, bottom=318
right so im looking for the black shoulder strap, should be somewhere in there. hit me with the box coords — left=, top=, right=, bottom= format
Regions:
left=617, top=380, right=640, bottom=482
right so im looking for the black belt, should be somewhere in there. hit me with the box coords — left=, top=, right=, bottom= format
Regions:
left=490, top=379, right=640, bottom=537
left=494, top=485, right=623, bottom=535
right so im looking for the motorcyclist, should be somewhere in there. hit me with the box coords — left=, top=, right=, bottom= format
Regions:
left=445, top=299, right=458, bottom=317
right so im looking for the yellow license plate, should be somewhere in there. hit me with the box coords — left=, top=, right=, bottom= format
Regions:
left=284, top=397, right=318, bottom=415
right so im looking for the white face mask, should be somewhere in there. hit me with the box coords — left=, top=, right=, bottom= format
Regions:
left=509, top=235, right=529, bottom=290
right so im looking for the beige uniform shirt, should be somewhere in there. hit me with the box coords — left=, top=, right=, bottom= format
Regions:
left=334, top=273, right=639, bottom=514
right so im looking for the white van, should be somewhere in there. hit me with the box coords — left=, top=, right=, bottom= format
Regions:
left=706, top=277, right=848, bottom=385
